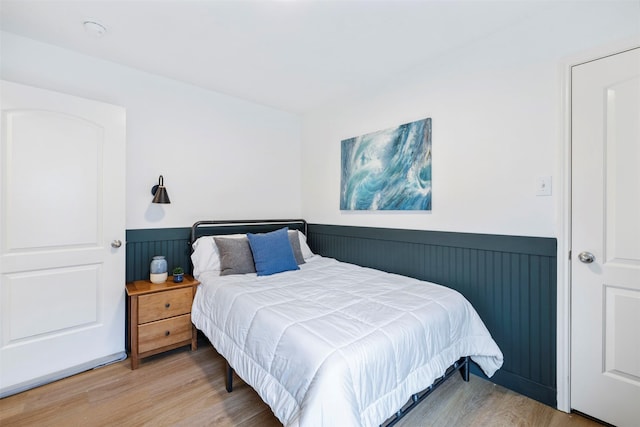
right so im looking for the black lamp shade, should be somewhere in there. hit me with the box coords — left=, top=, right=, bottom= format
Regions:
left=151, top=175, right=171, bottom=204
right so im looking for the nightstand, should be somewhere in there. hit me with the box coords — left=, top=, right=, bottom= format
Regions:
left=125, top=275, right=199, bottom=369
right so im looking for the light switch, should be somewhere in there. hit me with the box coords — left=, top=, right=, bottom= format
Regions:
left=536, top=176, right=552, bottom=196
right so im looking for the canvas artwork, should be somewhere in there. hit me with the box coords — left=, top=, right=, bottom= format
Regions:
left=340, top=118, right=432, bottom=210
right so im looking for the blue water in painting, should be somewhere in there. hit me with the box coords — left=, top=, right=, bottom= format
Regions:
left=340, top=118, right=431, bottom=210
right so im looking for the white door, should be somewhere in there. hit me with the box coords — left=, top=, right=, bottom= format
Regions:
left=0, top=81, right=126, bottom=396
left=571, top=47, right=640, bottom=426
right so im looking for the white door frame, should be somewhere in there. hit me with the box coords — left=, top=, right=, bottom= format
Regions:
left=557, top=36, right=640, bottom=413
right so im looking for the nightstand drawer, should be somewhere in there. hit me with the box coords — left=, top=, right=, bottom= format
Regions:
left=138, top=314, right=192, bottom=353
left=138, top=287, right=192, bottom=323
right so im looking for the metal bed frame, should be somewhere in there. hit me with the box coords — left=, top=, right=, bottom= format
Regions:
left=224, top=356, right=469, bottom=427
left=190, top=218, right=307, bottom=246
left=190, top=219, right=471, bottom=427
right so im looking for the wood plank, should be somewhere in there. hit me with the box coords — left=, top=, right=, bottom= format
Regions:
left=0, top=339, right=603, bottom=426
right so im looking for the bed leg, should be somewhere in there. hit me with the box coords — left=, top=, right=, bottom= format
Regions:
left=225, top=361, right=234, bottom=392
left=460, top=356, right=470, bottom=382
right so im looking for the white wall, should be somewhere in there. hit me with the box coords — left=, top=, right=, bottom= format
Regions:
left=300, top=1, right=640, bottom=238
left=1, top=32, right=302, bottom=230
left=3, top=0, right=639, bottom=237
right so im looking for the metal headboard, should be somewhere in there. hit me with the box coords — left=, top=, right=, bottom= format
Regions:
left=190, top=219, right=307, bottom=245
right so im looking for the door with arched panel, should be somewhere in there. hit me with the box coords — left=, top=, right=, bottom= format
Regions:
left=0, top=81, right=126, bottom=396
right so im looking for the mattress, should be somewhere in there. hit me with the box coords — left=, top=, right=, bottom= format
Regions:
left=191, top=255, right=503, bottom=427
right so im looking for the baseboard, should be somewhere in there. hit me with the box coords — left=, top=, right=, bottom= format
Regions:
left=0, top=351, right=127, bottom=398
left=470, top=363, right=556, bottom=408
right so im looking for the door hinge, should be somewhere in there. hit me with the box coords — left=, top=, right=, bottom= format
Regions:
left=568, top=250, right=572, bottom=260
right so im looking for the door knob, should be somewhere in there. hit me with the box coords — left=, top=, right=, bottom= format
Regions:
left=578, top=251, right=595, bottom=264
left=111, top=239, right=122, bottom=248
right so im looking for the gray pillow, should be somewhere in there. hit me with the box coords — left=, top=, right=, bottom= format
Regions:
left=288, top=230, right=305, bottom=265
left=213, top=236, right=256, bottom=276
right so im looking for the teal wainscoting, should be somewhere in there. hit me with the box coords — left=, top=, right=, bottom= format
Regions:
left=307, top=223, right=557, bottom=408
left=126, top=228, right=192, bottom=282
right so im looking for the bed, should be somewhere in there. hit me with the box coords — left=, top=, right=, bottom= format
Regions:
left=189, top=220, right=503, bottom=427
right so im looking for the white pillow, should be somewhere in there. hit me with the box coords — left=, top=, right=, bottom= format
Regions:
left=191, top=233, right=246, bottom=279
left=296, top=230, right=314, bottom=260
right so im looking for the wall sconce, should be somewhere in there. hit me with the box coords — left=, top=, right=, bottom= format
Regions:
left=151, top=175, right=171, bottom=204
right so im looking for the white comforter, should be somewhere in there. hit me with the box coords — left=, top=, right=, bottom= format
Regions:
left=191, top=256, right=503, bottom=427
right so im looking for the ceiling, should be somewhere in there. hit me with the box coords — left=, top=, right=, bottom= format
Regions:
left=1, top=0, right=559, bottom=113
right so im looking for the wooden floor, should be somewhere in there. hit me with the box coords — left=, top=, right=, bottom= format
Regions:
left=1, top=342, right=602, bottom=427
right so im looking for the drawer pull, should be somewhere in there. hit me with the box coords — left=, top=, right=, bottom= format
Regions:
left=165, top=303, right=170, bottom=308
left=165, top=331, right=170, bottom=336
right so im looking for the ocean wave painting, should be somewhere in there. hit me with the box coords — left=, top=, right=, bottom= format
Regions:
left=340, top=118, right=431, bottom=210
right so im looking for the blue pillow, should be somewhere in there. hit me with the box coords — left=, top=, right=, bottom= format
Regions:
left=247, top=227, right=300, bottom=276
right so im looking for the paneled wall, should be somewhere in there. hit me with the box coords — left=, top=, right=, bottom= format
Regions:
left=126, top=223, right=557, bottom=407
left=307, top=224, right=557, bottom=407
left=126, top=228, right=192, bottom=282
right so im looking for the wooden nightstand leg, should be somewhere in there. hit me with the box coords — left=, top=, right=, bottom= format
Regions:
left=191, top=325, right=197, bottom=351
left=190, top=287, right=198, bottom=351
left=130, top=295, right=139, bottom=369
